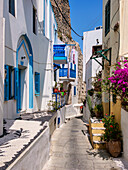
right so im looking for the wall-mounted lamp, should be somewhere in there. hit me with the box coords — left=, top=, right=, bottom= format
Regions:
left=96, top=39, right=99, bottom=44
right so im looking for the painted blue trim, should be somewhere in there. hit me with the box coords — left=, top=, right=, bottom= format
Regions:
left=35, top=72, right=40, bottom=96
left=19, top=69, right=21, bottom=110
left=54, top=57, right=67, bottom=60
left=14, top=67, right=19, bottom=113
left=59, top=68, right=68, bottom=77
left=20, top=61, right=24, bottom=65
left=16, top=35, right=33, bottom=113
left=74, top=86, right=76, bottom=96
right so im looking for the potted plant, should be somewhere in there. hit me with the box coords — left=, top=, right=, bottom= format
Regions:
left=93, top=104, right=103, bottom=118
left=102, top=115, right=121, bottom=157
left=87, top=88, right=94, bottom=96
left=53, top=82, right=58, bottom=93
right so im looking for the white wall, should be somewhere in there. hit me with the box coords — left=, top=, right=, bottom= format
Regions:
left=83, top=28, right=102, bottom=84
left=121, top=108, right=128, bottom=161
left=0, top=0, right=4, bottom=135
left=3, top=0, right=57, bottom=119
left=8, top=127, right=50, bottom=170
left=83, top=28, right=102, bottom=91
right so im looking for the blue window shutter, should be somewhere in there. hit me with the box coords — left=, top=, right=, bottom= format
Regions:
left=14, top=68, right=19, bottom=100
left=4, top=65, right=9, bottom=101
left=74, top=86, right=76, bottom=96
left=35, top=72, right=40, bottom=96
left=70, top=63, right=72, bottom=69
left=74, top=64, right=76, bottom=70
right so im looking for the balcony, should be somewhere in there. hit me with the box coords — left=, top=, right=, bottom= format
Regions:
left=59, top=67, right=76, bottom=81
left=53, top=45, right=67, bottom=64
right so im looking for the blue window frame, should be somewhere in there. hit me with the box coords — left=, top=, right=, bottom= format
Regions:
left=4, top=65, right=14, bottom=101
left=9, top=0, right=15, bottom=16
left=74, top=86, right=76, bottom=96
left=35, top=72, right=40, bottom=96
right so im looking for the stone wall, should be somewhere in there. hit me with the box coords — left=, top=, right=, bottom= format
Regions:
left=50, top=0, right=86, bottom=103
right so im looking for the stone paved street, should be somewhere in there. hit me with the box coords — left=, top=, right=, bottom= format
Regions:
left=43, top=118, right=127, bottom=170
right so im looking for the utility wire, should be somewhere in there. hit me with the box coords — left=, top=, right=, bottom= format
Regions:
left=53, top=0, right=83, bottom=39
left=86, top=14, right=102, bottom=31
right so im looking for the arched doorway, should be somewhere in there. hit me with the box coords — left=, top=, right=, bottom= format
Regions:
left=15, top=34, right=33, bottom=113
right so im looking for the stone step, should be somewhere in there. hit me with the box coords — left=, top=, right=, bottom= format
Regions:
left=93, top=140, right=106, bottom=149
left=91, top=127, right=105, bottom=134
left=92, top=134, right=103, bottom=141
left=91, top=122, right=104, bottom=128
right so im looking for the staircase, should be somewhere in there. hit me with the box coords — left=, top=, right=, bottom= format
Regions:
left=89, top=118, right=106, bottom=149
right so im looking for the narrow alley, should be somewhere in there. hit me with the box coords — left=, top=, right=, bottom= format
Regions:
left=43, top=118, right=123, bottom=170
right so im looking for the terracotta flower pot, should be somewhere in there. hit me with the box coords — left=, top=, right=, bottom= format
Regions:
left=53, top=88, right=58, bottom=93
left=106, top=142, right=109, bottom=152
left=108, top=140, right=121, bottom=157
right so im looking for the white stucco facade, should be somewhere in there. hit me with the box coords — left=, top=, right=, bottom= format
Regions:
left=2, top=0, right=58, bottom=120
left=83, top=28, right=102, bottom=91
left=0, top=0, right=4, bottom=136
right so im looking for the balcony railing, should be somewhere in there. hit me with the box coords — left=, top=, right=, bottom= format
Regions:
left=52, top=92, right=67, bottom=110
left=53, top=45, right=67, bottom=64
left=59, top=68, right=76, bottom=78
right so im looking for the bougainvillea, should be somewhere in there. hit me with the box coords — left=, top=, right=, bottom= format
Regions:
left=102, top=59, right=128, bottom=105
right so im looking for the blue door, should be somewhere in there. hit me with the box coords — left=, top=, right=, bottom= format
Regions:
left=18, top=69, right=21, bottom=111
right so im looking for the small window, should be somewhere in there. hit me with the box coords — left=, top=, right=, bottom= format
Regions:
left=35, top=72, right=40, bottom=96
left=33, top=7, right=37, bottom=34
left=9, top=0, right=15, bottom=16
left=105, top=0, right=110, bottom=36
left=74, top=86, right=76, bottom=96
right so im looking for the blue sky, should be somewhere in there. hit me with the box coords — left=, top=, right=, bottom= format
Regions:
left=69, top=0, right=103, bottom=52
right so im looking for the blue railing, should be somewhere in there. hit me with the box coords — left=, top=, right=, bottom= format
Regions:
left=52, top=93, right=66, bottom=110
left=53, top=45, right=67, bottom=64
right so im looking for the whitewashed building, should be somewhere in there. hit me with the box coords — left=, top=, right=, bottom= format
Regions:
left=0, top=0, right=4, bottom=136
left=2, top=0, right=58, bottom=121
left=83, top=27, right=102, bottom=91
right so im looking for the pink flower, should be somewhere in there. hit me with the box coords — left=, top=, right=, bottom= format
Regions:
left=122, top=88, right=125, bottom=92
left=124, top=60, right=127, bottom=62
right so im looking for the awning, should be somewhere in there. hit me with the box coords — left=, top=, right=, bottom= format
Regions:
left=90, top=48, right=111, bottom=69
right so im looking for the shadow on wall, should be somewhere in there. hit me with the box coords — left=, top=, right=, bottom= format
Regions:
left=36, top=35, right=50, bottom=111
